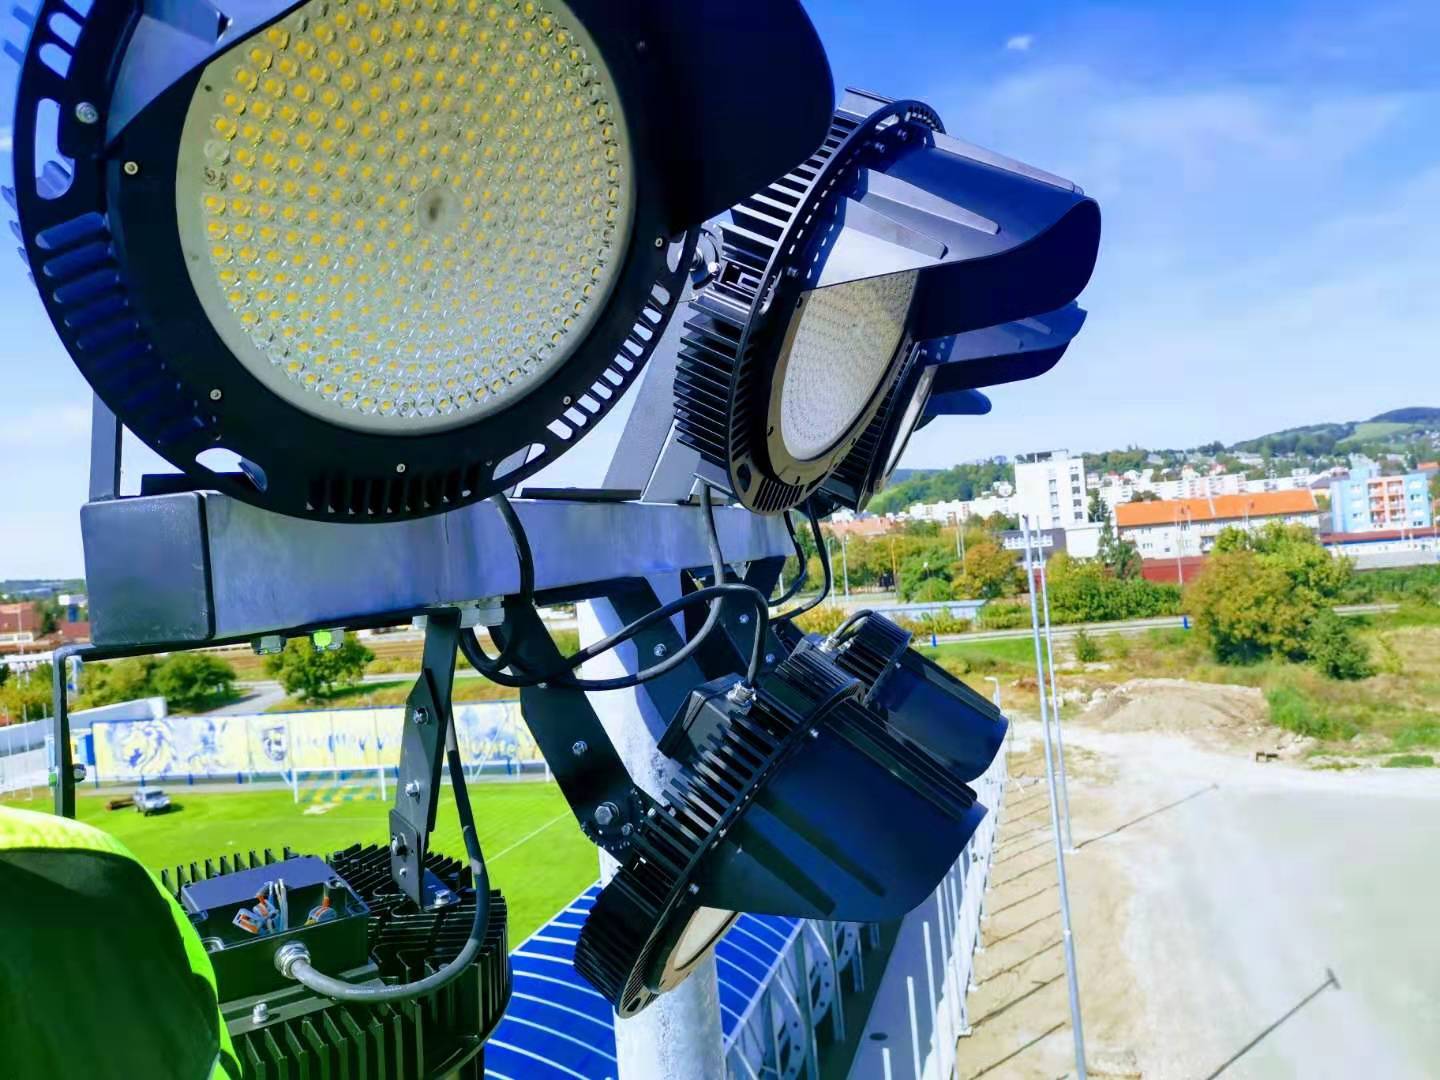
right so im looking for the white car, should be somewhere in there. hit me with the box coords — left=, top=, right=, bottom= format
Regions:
left=133, top=788, right=171, bottom=816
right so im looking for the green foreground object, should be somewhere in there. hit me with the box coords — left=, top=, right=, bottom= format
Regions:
left=0, top=805, right=238, bottom=1080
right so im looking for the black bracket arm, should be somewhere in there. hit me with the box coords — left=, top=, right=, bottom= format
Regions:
left=388, top=608, right=461, bottom=907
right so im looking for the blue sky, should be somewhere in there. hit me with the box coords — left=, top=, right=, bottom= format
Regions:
left=2, top=0, right=1438, bottom=576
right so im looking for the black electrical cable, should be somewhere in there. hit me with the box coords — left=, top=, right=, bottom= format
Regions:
left=461, top=582, right=769, bottom=691
left=775, top=501, right=833, bottom=623
left=464, top=493, right=536, bottom=676
left=828, top=608, right=876, bottom=645
left=459, top=489, right=770, bottom=691
left=767, top=511, right=810, bottom=608
left=278, top=723, right=490, bottom=1003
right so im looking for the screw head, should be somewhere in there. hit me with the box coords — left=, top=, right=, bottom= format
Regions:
left=123, top=161, right=139, bottom=176
left=654, top=235, right=665, bottom=248
left=405, top=780, right=421, bottom=798
left=396, top=463, right=407, bottom=474
left=411, top=707, right=428, bottom=725
left=738, top=613, right=751, bottom=625
left=764, top=653, right=775, bottom=665
left=571, top=740, right=588, bottom=756
left=251, top=1002, right=269, bottom=1024
left=209, top=388, right=223, bottom=401
left=74, top=102, right=99, bottom=125
left=651, top=642, right=667, bottom=658
left=621, top=823, right=633, bottom=836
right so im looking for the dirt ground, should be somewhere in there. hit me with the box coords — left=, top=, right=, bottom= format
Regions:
left=955, top=681, right=1440, bottom=1080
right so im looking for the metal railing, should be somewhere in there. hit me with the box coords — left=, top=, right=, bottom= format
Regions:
left=723, top=749, right=1009, bottom=1080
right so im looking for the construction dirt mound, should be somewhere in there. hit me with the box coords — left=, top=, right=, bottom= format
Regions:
left=1078, top=678, right=1307, bottom=756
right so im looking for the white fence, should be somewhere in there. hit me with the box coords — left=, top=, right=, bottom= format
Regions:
left=0, top=699, right=543, bottom=794
left=724, top=749, right=1009, bottom=1079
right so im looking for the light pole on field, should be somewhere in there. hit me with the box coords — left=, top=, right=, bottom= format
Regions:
left=1020, top=514, right=1088, bottom=1080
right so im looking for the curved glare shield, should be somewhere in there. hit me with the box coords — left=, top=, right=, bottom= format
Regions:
left=924, top=302, right=1089, bottom=405
left=816, top=92, right=1101, bottom=342
left=10, top=0, right=834, bottom=521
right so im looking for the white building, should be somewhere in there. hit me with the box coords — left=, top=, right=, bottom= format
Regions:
left=1014, top=450, right=1088, bottom=530
left=1115, top=490, right=1322, bottom=559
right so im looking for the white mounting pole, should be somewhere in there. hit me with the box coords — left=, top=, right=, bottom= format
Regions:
left=1020, top=516, right=1087, bottom=1079
left=1036, top=562, right=1076, bottom=852
left=580, top=586, right=727, bottom=1080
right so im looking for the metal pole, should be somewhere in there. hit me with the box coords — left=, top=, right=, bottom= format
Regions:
left=841, top=534, right=850, bottom=598
left=1020, top=515, right=1087, bottom=1079
left=1037, top=563, right=1076, bottom=853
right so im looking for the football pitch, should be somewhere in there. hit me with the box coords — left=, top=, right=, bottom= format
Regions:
left=3, top=780, right=597, bottom=942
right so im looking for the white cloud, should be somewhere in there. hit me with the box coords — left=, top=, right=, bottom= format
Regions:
left=1005, top=33, right=1035, bottom=53
left=0, top=129, right=12, bottom=154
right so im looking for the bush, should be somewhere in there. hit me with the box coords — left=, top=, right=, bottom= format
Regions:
left=1383, top=753, right=1434, bottom=768
left=976, top=600, right=1030, bottom=630
left=894, top=611, right=974, bottom=636
left=1044, top=555, right=1182, bottom=623
left=1072, top=629, right=1101, bottom=663
left=264, top=636, right=375, bottom=702
left=909, top=577, right=954, bottom=603
left=1265, top=685, right=1357, bottom=740
left=1306, top=612, right=1373, bottom=681
left=791, top=604, right=847, bottom=636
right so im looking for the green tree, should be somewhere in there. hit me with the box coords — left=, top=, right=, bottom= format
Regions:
left=897, top=541, right=956, bottom=601
left=1306, top=611, right=1373, bottom=681
left=34, top=598, right=63, bottom=636
left=1185, top=551, right=1313, bottom=663
left=264, top=637, right=375, bottom=702
left=150, top=653, right=238, bottom=712
left=78, top=657, right=160, bottom=708
left=953, top=539, right=1022, bottom=600
left=0, top=663, right=54, bottom=722
left=1090, top=491, right=1142, bottom=579
left=1186, top=526, right=1357, bottom=671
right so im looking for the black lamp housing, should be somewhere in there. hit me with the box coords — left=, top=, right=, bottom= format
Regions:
left=574, top=638, right=995, bottom=1015
left=9, top=0, right=834, bottom=522
left=674, top=87, right=1101, bottom=515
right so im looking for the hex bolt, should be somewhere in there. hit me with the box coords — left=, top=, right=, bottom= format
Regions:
left=571, top=740, right=588, bottom=757
left=621, top=823, right=633, bottom=837
left=688, top=883, right=700, bottom=896
left=593, top=802, right=618, bottom=827
left=251, top=1002, right=269, bottom=1025
left=405, top=780, right=421, bottom=798
left=390, top=835, right=406, bottom=857
left=651, top=642, right=667, bottom=658
left=74, top=102, right=99, bottom=125
left=411, top=707, right=428, bottom=725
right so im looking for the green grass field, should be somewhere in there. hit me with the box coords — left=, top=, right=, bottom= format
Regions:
left=2, top=780, right=596, bottom=942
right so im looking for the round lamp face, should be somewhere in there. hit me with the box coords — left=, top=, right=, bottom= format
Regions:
left=655, top=906, right=738, bottom=991
left=777, top=270, right=917, bottom=460
left=176, top=0, right=636, bottom=434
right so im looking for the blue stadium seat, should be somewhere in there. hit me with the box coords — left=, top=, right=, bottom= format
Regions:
left=487, top=887, right=803, bottom=1078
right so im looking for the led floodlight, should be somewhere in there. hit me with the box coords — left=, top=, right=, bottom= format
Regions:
left=10, top=0, right=833, bottom=520
left=675, top=88, right=1101, bottom=514
left=574, top=636, right=997, bottom=1015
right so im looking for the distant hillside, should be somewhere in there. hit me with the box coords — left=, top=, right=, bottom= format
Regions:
left=1232, top=409, right=1438, bottom=458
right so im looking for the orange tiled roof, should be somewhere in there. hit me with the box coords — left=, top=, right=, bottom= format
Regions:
left=1115, top=489, right=1318, bottom=528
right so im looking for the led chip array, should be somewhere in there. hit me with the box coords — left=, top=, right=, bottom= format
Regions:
left=181, top=0, right=633, bottom=430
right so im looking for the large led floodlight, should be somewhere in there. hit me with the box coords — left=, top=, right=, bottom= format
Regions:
left=572, top=629, right=1004, bottom=1015
left=822, top=303, right=1089, bottom=511
left=675, top=88, right=1101, bottom=514
left=10, top=0, right=832, bottom=520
